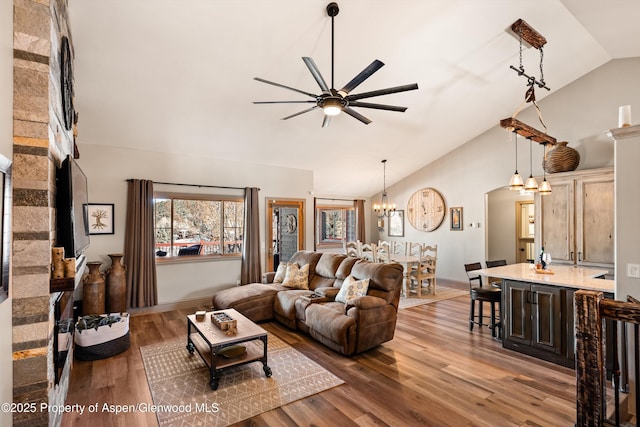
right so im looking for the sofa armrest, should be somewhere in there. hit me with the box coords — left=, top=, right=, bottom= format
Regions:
left=346, top=295, right=387, bottom=311
left=262, top=272, right=275, bottom=284
left=313, top=287, right=340, bottom=299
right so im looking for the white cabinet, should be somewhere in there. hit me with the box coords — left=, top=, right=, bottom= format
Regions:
left=535, top=168, right=614, bottom=270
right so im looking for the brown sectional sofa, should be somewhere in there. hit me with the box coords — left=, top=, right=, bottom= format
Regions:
left=212, top=250, right=404, bottom=355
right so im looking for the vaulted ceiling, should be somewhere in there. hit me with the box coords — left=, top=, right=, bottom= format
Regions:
left=68, top=0, right=640, bottom=197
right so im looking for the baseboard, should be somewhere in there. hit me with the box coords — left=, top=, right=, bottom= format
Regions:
left=128, top=297, right=212, bottom=317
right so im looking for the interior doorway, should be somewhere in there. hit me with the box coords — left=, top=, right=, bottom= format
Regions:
left=266, top=199, right=305, bottom=271
left=486, top=187, right=534, bottom=264
left=515, top=200, right=535, bottom=263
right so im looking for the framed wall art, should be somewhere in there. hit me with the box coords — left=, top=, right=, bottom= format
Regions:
left=450, top=207, right=463, bottom=231
left=88, top=203, right=114, bottom=235
left=388, top=210, right=404, bottom=237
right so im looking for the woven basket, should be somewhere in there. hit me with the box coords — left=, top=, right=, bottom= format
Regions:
left=543, top=141, right=580, bottom=173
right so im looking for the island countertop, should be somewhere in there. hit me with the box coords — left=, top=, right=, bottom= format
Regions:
left=472, top=263, right=614, bottom=293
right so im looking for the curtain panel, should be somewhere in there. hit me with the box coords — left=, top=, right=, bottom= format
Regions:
left=241, top=187, right=261, bottom=284
left=355, top=199, right=365, bottom=243
left=124, top=179, right=158, bottom=308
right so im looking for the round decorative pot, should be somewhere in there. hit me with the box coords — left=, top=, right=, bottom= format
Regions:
left=543, top=141, right=580, bottom=173
left=83, top=261, right=105, bottom=315
left=106, top=254, right=127, bottom=313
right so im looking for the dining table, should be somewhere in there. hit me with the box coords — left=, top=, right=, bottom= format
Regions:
left=389, top=254, right=420, bottom=297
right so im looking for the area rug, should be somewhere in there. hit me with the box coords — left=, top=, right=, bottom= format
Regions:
left=140, top=334, right=344, bottom=426
left=399, top=284, right=468, bottom=309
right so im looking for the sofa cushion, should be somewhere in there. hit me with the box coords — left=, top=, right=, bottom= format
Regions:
left=274, top=289, right=313, bottom=329
left=282, top=263, right=309, bottom=289
left=211, top=283, right=278, bottom=322
left=308, top=253, right=347, bottom=289
left=306, top=302, right=357, bottom=354
left=335, top=275, right=370, bottom=304
left=350, top=260, right=403, bottom=306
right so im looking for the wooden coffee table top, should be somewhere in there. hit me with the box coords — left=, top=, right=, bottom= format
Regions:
left=187, top=308, right=267, bottom=347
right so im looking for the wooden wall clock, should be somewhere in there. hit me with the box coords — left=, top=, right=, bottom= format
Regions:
left=407, top=188, right=446, bottom=232
left=60, top=36, right=74, bottom=131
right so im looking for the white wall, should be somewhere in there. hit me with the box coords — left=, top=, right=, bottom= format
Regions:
left=78, top=144, right=315, bottom=304
left=375, top=58, right=640, bottom=282
left=0, top=0, right=12, bottom=422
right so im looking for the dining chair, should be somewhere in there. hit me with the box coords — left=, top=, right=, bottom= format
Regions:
left=376, top=240, right=391, bottom=263
left=409, top=251, right=436, bottom=298
left=344, top=240, right=361, bottom=258
left=360, top=243, right=377, bottom=262
left=408, top=242, right=422, bottom=257
left=464, top=262, right=502, bottom=338
left=392, top=241, right=407, bottom=256
left=485, top=259, right=507, bottom=288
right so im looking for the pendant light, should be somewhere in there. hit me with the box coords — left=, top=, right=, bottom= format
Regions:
left=373, top=160, right=396, bottom=217
left=509, top=132, right=524, bottom=190
left=524, top=138, right=538, bottom=192
left=538, top=143, right=552, bottom=195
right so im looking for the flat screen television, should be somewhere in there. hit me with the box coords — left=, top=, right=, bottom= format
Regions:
left=56, top=155, right=90, bottom=258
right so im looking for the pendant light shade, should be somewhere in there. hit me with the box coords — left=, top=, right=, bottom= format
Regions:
left=524, top=175, right=539, bottom=192
left=524, top=138, right=538, bottom=193
left=538, top=142, right=552, bottom=195
left=509, top=132, right=524, bottom=190
left=509, top=172, right=524, bottom=189
left=538, top=178, right=552, bottom=194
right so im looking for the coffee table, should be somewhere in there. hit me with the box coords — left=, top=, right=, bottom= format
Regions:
left=186, top=308, right=271, bottom=390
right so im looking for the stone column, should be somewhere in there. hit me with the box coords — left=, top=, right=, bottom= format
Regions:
left=13, top=0, right=76, bottom=425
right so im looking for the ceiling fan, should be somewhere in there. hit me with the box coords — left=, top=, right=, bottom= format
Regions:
left=253, top=2, right=419, bottom=127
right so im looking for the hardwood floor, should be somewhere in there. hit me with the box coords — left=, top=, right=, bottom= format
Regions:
left=61, top=293, right=577, bottom=427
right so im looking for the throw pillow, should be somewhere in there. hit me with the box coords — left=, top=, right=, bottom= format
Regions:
left=273, top=262, right=291, bottom=283
left=282, top=263, right=310, bottom=289
left=335, top=275, right=370, bottom=304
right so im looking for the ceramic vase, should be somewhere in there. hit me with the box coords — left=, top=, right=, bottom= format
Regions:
left=83, top=261, right=105, bottom=315
left=106, top=253, right=127, bottom=313
left=543, top=141, right=580, bottom=173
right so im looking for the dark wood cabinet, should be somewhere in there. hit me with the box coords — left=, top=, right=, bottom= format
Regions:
left=503, top=279, right=570, bottom=367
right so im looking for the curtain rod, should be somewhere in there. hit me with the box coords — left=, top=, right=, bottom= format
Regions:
left=315, top=197, right=364, bottom=202
left=126, top=179, right=259, bottom=191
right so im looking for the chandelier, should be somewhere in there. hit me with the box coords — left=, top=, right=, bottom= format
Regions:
left=373, top=159, right=395, bottom=219
left=501, top=19, right=555, bottom=195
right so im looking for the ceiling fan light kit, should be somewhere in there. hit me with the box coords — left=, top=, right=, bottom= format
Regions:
left=253, top=2, right=418, bottom=127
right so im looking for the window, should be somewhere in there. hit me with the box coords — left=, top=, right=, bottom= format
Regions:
left=154, top=193, right=244, bottom=259
left=316, top=206, right=356, bottom=247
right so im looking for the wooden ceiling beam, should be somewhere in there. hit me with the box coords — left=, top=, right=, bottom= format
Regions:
left=511, top=19, right=546, bottom=50
left=500, top=117, right=557, bottom=146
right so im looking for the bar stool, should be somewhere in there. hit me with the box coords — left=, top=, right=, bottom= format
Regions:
left=464, top=262, right=502, bottom=338
left=485, top=259, right=507, bottom=288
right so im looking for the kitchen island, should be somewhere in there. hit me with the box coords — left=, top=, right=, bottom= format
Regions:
left=473, top=263, right=614, bottom=368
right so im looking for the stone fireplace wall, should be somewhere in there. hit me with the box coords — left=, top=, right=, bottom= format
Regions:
left=13, top=0, right=75, bottom=425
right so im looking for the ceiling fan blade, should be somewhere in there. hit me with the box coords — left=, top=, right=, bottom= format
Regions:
left=254, top=77, right=318, bottom=99
left=345, top=83, right=419, bottom=101
left=338, top=60, right=385, bottom=95
left=282, top=106, right=318, bottom=120
left=342, top=107, right=372, bottom=125
left=322, top=115, right=331, bottom=128
left=348, top=101, right=407, bottom=112
left=302, top=57, right=330, bottom=93
left=253, top=100, right=316, bottom=104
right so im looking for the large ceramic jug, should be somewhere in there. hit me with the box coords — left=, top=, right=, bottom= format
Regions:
left=83, top=262, right=105, bottom=315
left=106, top=253, right=127, bottom=313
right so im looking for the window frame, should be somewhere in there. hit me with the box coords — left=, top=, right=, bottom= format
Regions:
left=315, top=205, right=356, bottom=248
left=153, top=191, right=244, bottom=263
